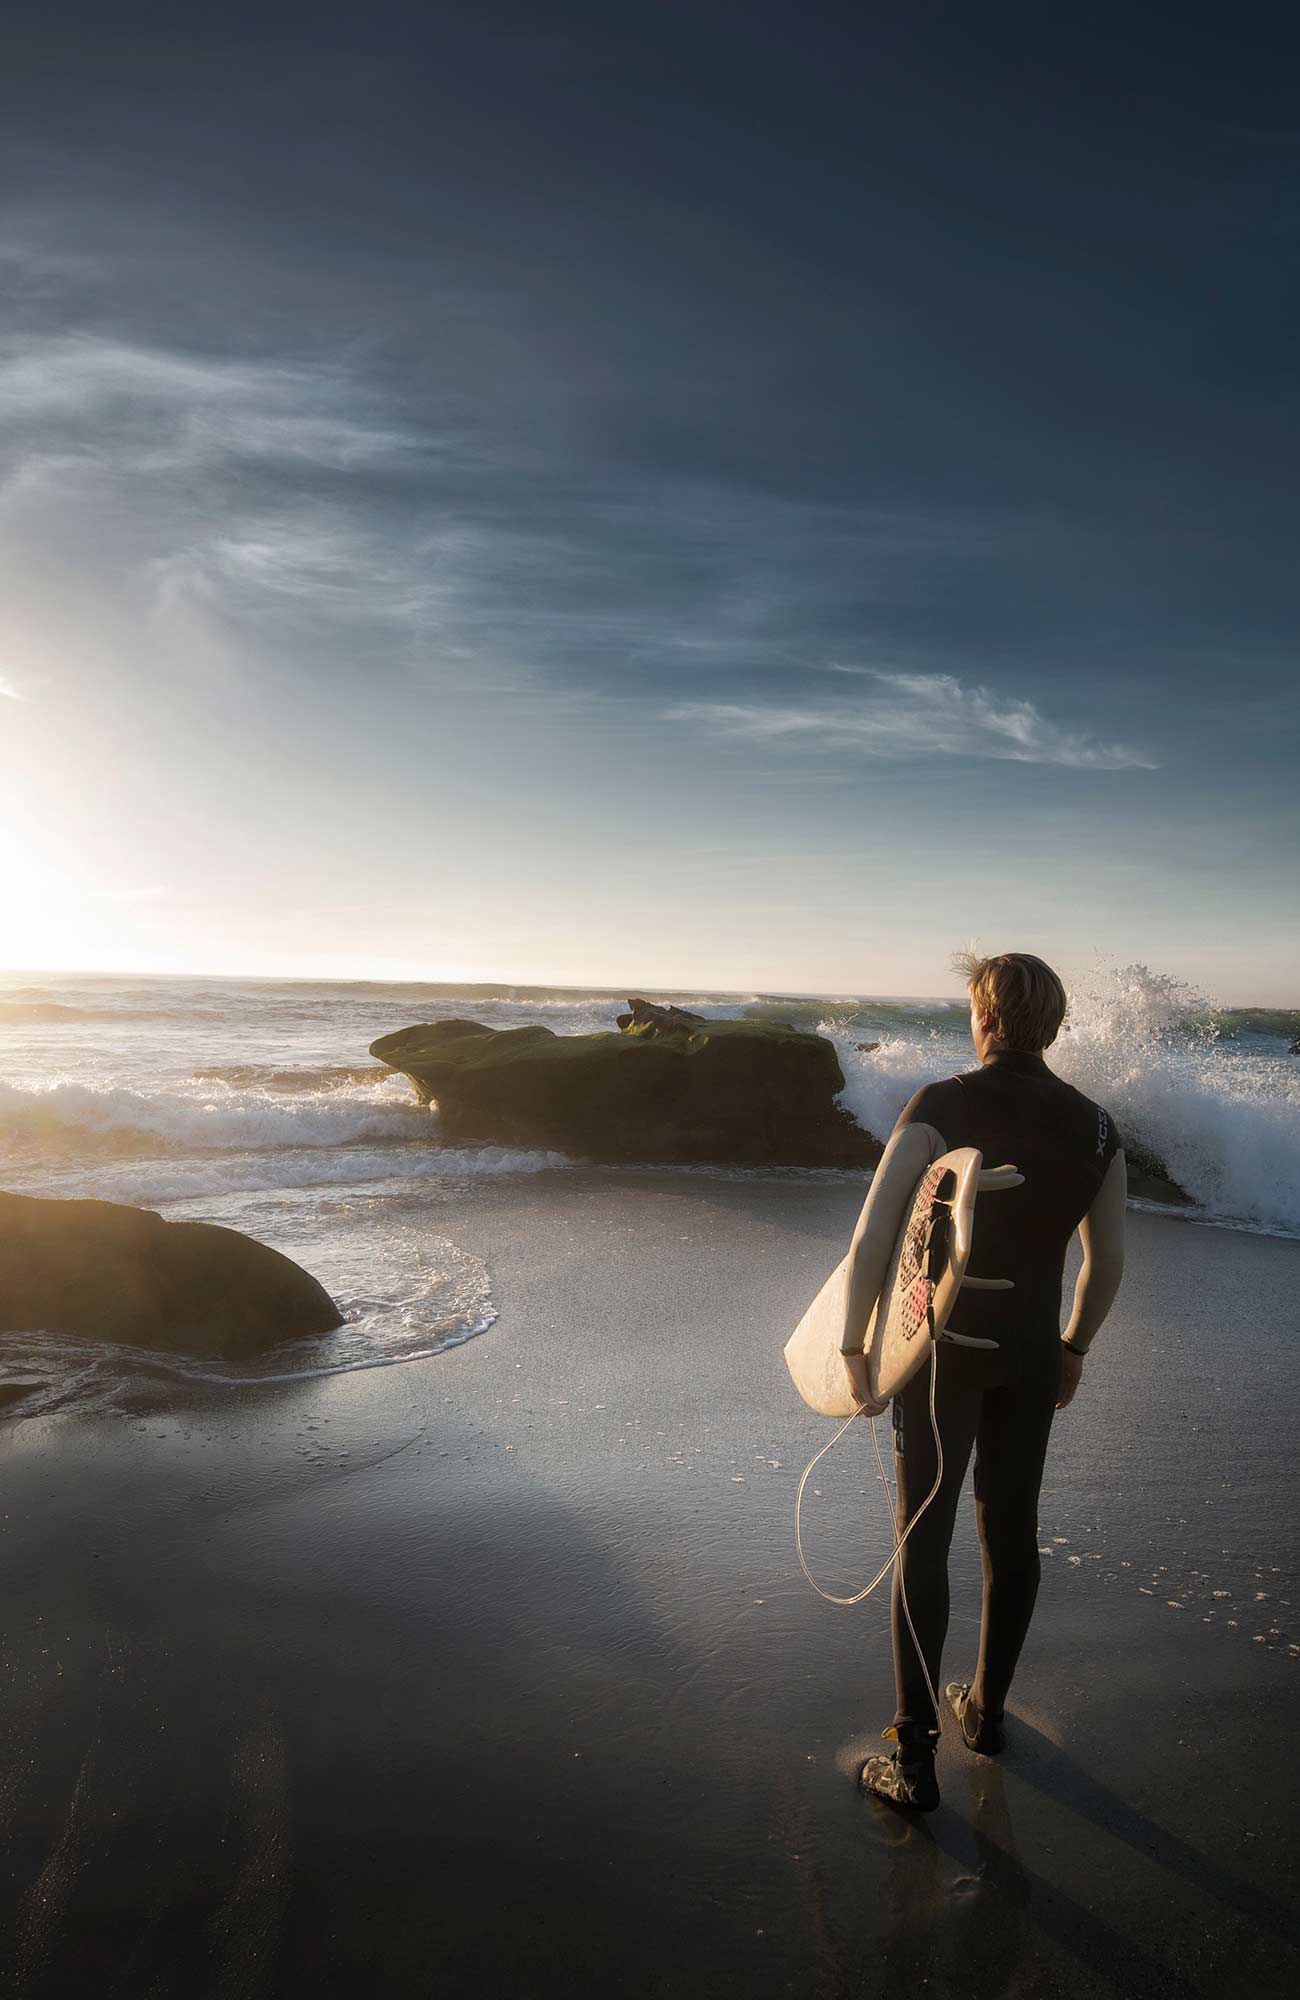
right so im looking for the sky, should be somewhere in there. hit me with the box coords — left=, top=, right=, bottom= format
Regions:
left=0, top=0, right=1297, bottom=1002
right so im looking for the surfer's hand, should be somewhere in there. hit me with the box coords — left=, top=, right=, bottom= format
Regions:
left=842, top=1352, right=872, bottom=1406
left=1056, top=1347, right=1084, bottom=1410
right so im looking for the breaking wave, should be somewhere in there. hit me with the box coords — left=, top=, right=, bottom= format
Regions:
left=1054, top=966, right=1300, bottom=1236
left=0, top=1075, right=430, bottom=1157
left=191, top=1063, right=394, bottom=1090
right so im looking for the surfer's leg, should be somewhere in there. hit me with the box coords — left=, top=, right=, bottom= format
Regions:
left=889, top=1353, right=982, bottom=1739
left=968, top=1369, right=1058, bottom=1726
left=866, top=1359, right=980, bottom=1808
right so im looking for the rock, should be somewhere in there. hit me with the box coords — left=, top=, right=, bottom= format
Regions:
left=1289, top=1037, right=1300, bottom=1055
left=855, top=1040, right=881, bottom=1054
left=370, top=1014, right=882, bottom=1169
left=0, top=1381, right=41, bottom=1412
left=1122, top=1143, right=1191, bottom=1206
left=0, top=1191, right=342, bottom=1357
left=615, top=996, right=706, bottom=1035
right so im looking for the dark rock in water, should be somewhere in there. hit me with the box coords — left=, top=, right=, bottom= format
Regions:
left=0, top=1381, right=42, bottom=1412
left=1289, top=1037, right=1300, bottom=1055
left=1122, top=1143, right=1191, bottom=1207
left=855, top=1040, right=881, bottom=1054
left=614, top=996, right=706, bottom=1035
left=370, top=1015, right=882, bottom=1169
left=0, top=1191, right=342, bottom=1357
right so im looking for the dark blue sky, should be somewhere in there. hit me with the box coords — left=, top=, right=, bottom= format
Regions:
left=1, top=2, right=1297, bottom=994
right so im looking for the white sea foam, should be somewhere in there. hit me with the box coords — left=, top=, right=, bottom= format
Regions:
left=1054, top=965, right=1300, bottom=1236
left=1, top=1142, right=569, bottom=1207
left=828, top=1027, right=956, bottom=1140
left=0, top=1075, right=429, bottom=1153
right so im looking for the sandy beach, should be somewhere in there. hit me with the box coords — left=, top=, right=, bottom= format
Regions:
left=2, top=1176, right=1297, bottom=1998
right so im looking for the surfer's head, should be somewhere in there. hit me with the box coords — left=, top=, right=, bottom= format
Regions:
left=954, top=951, right=1067, bottom=1054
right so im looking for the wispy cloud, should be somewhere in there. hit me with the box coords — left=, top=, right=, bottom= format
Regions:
left=0, top=316, right=494, bottom=685
left=665, top=670, right=1158, bottom=770
left=0, top=332, right=443, bottom=478
left=0, top=240, right=1056, bottom=715
left=0, top=674, right=24, bottom=700
left=0, top=233, right=1165, bottom=766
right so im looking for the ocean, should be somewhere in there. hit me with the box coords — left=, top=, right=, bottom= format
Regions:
left=2, top=964, right=1297, bottom=1417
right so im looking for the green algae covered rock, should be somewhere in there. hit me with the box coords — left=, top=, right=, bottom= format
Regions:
left=369, top=1007, right=881, bottom=1168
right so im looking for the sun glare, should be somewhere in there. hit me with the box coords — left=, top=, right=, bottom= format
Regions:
left=0, top=823, right=100, bottom=972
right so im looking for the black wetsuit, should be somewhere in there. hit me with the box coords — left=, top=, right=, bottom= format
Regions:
left=890, top=1049, right=1120, bottom=1738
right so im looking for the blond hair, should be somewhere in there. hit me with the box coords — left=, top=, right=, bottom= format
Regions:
left=953, top=950, right=1067, bottom=1052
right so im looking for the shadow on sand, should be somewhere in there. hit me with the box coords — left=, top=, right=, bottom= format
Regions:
left=863, top=1714, right=1298, bottom=2000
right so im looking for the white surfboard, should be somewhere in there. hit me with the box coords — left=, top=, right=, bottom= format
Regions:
left=784, top=1147, right=1022, bottom=1416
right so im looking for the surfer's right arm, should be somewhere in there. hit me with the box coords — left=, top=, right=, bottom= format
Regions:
left=839, top=1111, right=946, bottom=1359
left=1061, top=1149, right=1128, bottom=1364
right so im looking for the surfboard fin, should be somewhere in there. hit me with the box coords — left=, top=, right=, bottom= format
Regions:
left=960, top=1275, right=1014, bottom=1291
left=977, top=1165, right=1023, bottom=1191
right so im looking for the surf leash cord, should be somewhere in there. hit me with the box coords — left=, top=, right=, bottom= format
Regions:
left=793, top=1343, right=944, bottom=1730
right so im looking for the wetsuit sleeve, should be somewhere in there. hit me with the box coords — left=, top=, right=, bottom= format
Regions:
left=1095, top=1103, right=1120, bottom=1172
left=892, top=1080, right=957, bottom=1141
left=840, top=1123, right=943, bottom=1355
left=838, top=1079, right=961, bottom=1358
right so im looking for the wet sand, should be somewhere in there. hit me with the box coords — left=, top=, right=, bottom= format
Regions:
left=2, top=1176, right=1298, bottom=1998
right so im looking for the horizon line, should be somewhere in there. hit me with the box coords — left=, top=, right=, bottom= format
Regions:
left=0, top=961, right=965, bottom=1003
left=0, top=963, right=1293, bottom=1012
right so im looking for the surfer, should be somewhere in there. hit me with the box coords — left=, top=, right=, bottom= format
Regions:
left=843, top=951, right=1127, bottom=1811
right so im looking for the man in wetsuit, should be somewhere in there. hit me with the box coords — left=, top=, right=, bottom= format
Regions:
left=840, top=951, right=1127, bottom=1811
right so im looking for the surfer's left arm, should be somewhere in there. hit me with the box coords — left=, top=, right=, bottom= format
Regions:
left=1060, top=1148, right=1127, bottom=1379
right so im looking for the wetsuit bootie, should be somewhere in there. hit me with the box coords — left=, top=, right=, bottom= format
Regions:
left=860, top=1733, right=940, bottom=1812
left=945, top=1683, right=1006, bottom=1755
